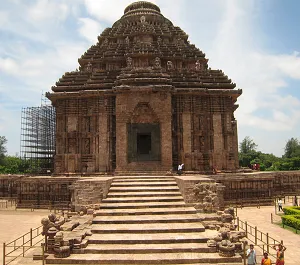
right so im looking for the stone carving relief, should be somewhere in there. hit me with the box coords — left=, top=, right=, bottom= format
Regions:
left=68, top=138, right=76, bottom=154
left=153, top=57, right=161, bottom=68
left=193, top=182, right=219, bottom=213
left=85, top=62, right=93, bottom=72
left=130, top=102, right=159, bottom=124
left=206, top=208, right=247, bottom=258
left=157, top=36, right=162, bottom=45
left=83, top=138, right=90, bottom=154
left=140, top=15, right=146, bottom=24
left=167, top=60, right=173, bottom=70
left=195, top=60, right=201, bottom=71
left=126, top=57, right=133, bottom=69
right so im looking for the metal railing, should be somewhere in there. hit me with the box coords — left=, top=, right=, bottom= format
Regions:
left=3, top=244, right=45, bottom=265
left=15, top=202, right=71, bottom=213
left=235, top=217, right=283, bottom=260
left=3, top=225, right=44, bottom=265
left=0, top=198, right=17, bottom=209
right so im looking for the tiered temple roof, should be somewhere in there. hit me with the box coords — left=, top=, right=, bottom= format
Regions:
left=51, top=1, right=241, bottom=99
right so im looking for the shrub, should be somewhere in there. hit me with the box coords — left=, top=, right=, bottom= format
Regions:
left=281, top=215, right=300, bottom=230
left=282, top=206, right=300, bottom=215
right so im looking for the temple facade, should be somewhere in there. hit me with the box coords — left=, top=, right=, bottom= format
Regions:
left=47, top=1, right=242, bottom=174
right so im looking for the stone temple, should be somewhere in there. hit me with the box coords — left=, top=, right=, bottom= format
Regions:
left=47, top=1, right=242, bottom=175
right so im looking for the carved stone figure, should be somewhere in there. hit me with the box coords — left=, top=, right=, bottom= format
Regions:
left=85, top=62, right=93, bottom=72
left=195, top=60, right=201, bottom=71
left=167, top=61, right=173, bottom=70
left=126, top=57, right=133, bottom=68
left=217, top=231, right=236, bottom=257
left=140, top=15, right=146, bottom=24
left=154, top=57, right=161, bottom=68
left=54, top=232, right=71, bottom=258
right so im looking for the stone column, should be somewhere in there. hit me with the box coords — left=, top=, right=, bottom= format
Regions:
left=212, top=113, right=224, bottom=170
left=98, top=113, right=109, bottom=171
left=182, top=113, right=192, bottom=170
left=216, top=183, right=226, bottom=210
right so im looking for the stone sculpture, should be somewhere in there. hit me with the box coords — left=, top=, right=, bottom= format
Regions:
left=53, top=232, right=71, bottom=258
left=126, top=57, right=133, bottom=68
left=154, top=57, right=161, bottom=68
left=167, top=60, right=173, bottom=70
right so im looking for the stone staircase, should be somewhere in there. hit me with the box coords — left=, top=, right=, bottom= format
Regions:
left=46, top=176, right=242, bottom=264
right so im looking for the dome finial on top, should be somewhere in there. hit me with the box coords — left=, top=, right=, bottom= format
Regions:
left=124, top=1, right=161, bottom=15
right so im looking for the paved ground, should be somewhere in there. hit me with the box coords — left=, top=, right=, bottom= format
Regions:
left=237, top=202, right=300, bottom=265
left=0, top=202, right=299, bottom=265
left=0, top=209, right=48, bottom=265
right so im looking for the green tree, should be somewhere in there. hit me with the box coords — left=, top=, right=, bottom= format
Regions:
left=239, top=136, right=257, bottom=153
left=0, top=136, right=7, bottom=165
left=239, top=136, right=258, bottom=167
left=0, top=156, right=31, bottom=174
left=284, top=138, right=300, bottom=158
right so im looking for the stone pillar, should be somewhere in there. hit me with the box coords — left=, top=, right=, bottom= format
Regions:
left=216, top=183, right=226, bottom=210
left=213, top=113, right=224, bottom=170
left=161, top=119, right=173, bottom=170
left=182, top=113, right=192, bottom=170
left=98, top=113, right=109, bottom=171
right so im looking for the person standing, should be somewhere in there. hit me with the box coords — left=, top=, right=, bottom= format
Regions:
left=272, top=244, right=286, bottom=265
left=294, top=195, right=298, bottom=206
left=177, top=163, right=184, bottom=175
left=261, top=252, right=271, bottom=265
left=246, top=244, right=256, bottom=265
left=278, top=199, right=283, bottom=212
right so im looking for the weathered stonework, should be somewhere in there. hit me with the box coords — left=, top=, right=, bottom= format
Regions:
left=175, top=175, right=225, bottom=211
left=70, top=177, right=113, bottom=211
left=46, top=1, right=242, bottom=174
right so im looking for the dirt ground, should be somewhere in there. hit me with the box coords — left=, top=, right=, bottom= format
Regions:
left=0, top=209, right=48, bottom=265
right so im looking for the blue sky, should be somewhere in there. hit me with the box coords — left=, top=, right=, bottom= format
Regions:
left=0, top=0, right=300, bottom=157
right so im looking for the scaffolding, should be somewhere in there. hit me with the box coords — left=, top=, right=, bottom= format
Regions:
left=20, top=98, right=56, bottom=174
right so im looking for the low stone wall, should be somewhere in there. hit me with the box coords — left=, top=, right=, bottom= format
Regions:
left=175, top=175, right=214, bottom=203
left=209, top=171, right=300, bottom=206
left=71, top=177, right=114, bottom=211
left=174, top=175, right=225, bottom=211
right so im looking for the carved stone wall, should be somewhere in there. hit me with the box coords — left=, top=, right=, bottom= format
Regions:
left=70, top=177, right=113, bottom=211
left=172, top=95, right=238, bottom=173
left=54, top=97, right=115, bottom=174
left=115, top=90, right=172, bottom=172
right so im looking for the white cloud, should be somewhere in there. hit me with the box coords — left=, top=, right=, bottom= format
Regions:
left=27, top=0, right=70, bottom=22
left=78, top=18, right=103, bottom=43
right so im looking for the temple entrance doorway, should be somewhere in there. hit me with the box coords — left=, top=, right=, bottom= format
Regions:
left=137, top=133, right=151, bottom=155
left=127, top=123, right=161, bottom=162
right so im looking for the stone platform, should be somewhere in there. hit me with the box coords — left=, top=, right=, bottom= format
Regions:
left=45, top=176, right=242, bottom=265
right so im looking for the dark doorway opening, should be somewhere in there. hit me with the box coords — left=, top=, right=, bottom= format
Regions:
left=127, top=123, right=161, bottom=162
left=137, top=133, right=151, bottom=154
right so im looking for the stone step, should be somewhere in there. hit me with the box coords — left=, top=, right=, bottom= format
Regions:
left=88, top=232, right=212, bottom=244
left=107, top=191, right=182, bottom=197
left=91, top=222, right=205, bottom=233
left=109, top=186, right=179, bottom=192
left=92, top=214, right=201, bottom=224
left=94, top=207, right=197, bottom=216
left=112, top=178, right=175, bottom=182
left=100, top=201, right=187, bottom=209
left=113, top=175, right=174, bottom=179
left=102, top=196, right=184, bottom=203
left=83, top=242, right=214, bottom=254
left=111, top=181, right=178, bottom=186
left=45, top=252, right=242, bottom=264
left=114, top=172, right=170, bottom=176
